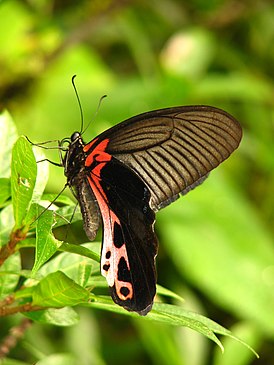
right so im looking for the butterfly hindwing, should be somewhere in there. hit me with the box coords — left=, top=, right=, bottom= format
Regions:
left=83, top=139, right=158, bottom=315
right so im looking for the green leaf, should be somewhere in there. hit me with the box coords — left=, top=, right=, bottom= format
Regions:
left=32, top=146, right=49, bottom=203
left=33, top=202, right=82, bottom=230
left=38, top=242, right=100, bottom=285
left=87, top=299, right=257, bottom=355
left=0, top=205, right=14, bottom=247
left=11, top=136, right=37, bottom=229
left=50, top=205, right=82, bottom=229
left=32, top=208, right=62, bottom=274
left=156, top=284, right=185, bottom=303
left=213, top=321, right=262, bottom=365
left=24, top=307, right=79, bottom=326
left=16, top=237, right=36, bottom=250
left=32, top=271, right=89, bottom=307
left=42, top=194, right=76, bottom=206
left=87, top=275, right=108, bottom=288
left=0, top=269, right=33, bottom=282
left=0, top=251, right=21, bottom=299
left=87, top=298, right=226, bottom=347
left=59, top=242, right=100, bottom=263
left=14, top=285, right=35, bottom=300
left=0, top=110, right=18, bottom=178
left=0, top=178, right=11, bottom=207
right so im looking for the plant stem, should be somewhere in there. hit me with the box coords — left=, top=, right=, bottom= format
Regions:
left=0, top=229, right=26, bottom=266
left=0, top=302, right=43, bottom=317
left=0, top=318, right=32, bottom=359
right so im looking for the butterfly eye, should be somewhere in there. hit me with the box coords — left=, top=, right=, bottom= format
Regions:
left=71, top=132, right=80, bottom=142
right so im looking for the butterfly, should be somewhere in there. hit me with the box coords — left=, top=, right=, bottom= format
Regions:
left=62, top=105, right=242, bottom=316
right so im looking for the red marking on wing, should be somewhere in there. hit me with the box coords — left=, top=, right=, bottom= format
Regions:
left=84, top=138, right=111, bottom=201
left=92, top=163, right=106, bottom=180
left=83, top=137, right=98, bottom=152
left=84, top=139, right=111, bottom=167
left=86, top=156, right=133, bottom=302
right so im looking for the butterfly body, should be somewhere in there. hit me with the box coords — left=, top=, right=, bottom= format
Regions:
left=63, top=105, right=242, bottom=315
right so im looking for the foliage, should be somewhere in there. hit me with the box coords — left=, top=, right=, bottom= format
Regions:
left=0, top=0, right=274, bottom=364
left=0, top=112, right=256, bottom=360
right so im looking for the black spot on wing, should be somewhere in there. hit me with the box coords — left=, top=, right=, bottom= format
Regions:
left=103, top=264, right=110, bottom=271
left=120, top=287, right=130, bottom=297
left=118, top=257, right=131, bottom=282
left=105, top=251, right=111, bottom=259
left=113, top=221, right=124, bottom=248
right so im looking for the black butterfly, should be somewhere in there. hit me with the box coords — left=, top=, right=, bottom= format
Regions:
left=63, top=105, right=242, bottom=315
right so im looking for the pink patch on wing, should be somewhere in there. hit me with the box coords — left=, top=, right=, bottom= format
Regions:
left=86, top=174, right=133, bottom=301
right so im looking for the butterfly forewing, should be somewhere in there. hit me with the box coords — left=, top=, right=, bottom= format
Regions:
left=99, top=106, right=242, bottom=210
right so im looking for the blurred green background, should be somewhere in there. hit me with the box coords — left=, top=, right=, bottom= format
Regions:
left=1, top=0, right=274, bottom=364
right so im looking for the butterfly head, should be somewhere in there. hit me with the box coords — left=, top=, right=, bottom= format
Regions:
left=70, top=131, right=81, bottom=143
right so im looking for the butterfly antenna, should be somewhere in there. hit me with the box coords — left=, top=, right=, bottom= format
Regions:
left=82, top=94, right=107, bottom=136
left=72, top=75, right=107, bottom=136
left=72, top=75, right=84, bottom=134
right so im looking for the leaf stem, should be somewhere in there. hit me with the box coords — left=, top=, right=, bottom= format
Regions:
left=0, top=229, right=26, bottom=267
left=0, top=302, right=43, bottom=317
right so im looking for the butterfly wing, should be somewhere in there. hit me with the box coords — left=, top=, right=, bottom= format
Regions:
left=66, top=104, right=242, bottom=315
left=95, top=105, right=242, bottom=210
left=65, top=135, right=157, bottom=314
left=82, top=142, right=158, bottom=315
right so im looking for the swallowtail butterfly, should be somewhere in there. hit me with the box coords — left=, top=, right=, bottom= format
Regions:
left=62, top=104, right=242, bottom=315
